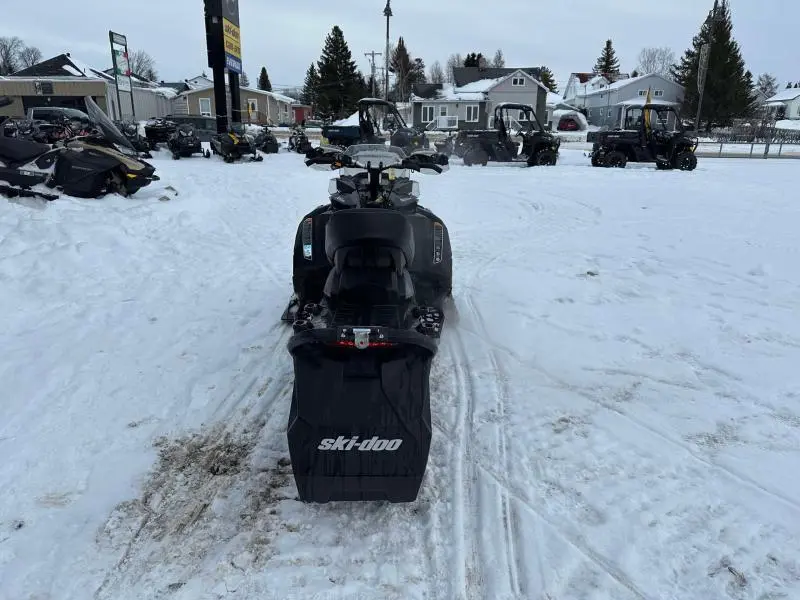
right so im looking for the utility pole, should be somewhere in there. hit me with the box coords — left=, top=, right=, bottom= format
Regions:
left=383, top=0, right=392, bottom=101
left=364, top=50, right=382, bottom=97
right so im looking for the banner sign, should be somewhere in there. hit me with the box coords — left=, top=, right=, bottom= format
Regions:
left=223, top=18, right=242, bottom=73
left=109, top=30, right=136, bottom=118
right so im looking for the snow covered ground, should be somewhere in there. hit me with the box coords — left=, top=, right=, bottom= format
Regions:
left=2, top=147, right=800, bottom=600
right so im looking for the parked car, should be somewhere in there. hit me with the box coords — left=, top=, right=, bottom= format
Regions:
left=25, top=106, right=90, bottom=124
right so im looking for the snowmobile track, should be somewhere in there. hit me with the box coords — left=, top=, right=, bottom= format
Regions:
left=434, top=303, right=653, bottom=600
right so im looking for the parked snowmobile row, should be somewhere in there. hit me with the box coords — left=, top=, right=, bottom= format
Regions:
left=0, top=96, right=159, bottom=201
left=168, top=123, right=210, bottom=160
left=281, top=143, right=452, bottom=503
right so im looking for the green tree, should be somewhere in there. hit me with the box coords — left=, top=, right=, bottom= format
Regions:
left=538, top=66, right=558, bottom=93
left=300, top=63, right=319, bottom=107
left=257, top=67, right=272, bottom=91
left=593, top=40, right=620, bottom=74
left=389, top=37, right=426, bottom=102
left=463, top=52, right=485, bottom=68
left=671, top=0, right=755, bottom=130
left=316, top=26, right=364, bottom=118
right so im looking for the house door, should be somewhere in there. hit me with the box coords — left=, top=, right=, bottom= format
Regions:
left=247, top=99, right=258, bottom=122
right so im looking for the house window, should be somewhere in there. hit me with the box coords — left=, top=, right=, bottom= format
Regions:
left=638, top=90, right=648, bottom=96
left=199, top=97, right=212, bottom=116
left=653, top=90, right=664, bottom=97
left=422, top=105, right=435, bottom=122
left=247, top=99, right=258, bottom=117
left=608, top=109, right=613, bottom=117
left=439, top=105, right=447, bottom=116
left=466, top=105, right=480, bottom=122
left=512, top=77, right=525, bottom=87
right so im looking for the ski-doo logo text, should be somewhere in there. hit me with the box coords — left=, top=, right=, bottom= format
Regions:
left=317, top=436, right=403, bottom=451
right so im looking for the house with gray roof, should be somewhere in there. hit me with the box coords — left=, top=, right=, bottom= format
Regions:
left=410, top=67, right=548, bottom=130
left=564, top=73, right=685, bottom=129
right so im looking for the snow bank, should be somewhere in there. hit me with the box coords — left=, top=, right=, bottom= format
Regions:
left=775, top=119, right=800, bottom=131
left=333, top=111, right=359, bottom=126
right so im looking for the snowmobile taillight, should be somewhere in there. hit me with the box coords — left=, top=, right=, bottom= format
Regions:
left=433, top=222, right=444, bottom=264
left=302, top=217, right=313, bottom=260
left=330, top=340, right=397, bottom=349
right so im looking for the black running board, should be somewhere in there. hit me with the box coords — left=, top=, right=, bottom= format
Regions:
left=0, top=184, right=58, bottom=201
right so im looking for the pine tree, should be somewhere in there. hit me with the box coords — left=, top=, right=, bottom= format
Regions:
left=538, top=66, right=558, bottom=93
left=315, top=26, right=363, bottom=118
left=671, top=0, right=755, bottom=130
left=240, top=72, right=250, bottom=87
left=257, top=67, right=272, bottom=91
left=631, top=69, right=640, bottom=77
left=389, top=37, right=426, bottom=101
left=300, top=63, right=319, bottom=108
left=463, top=53, right=485, bottom=68
left=593, top=40, right=620, bottom=74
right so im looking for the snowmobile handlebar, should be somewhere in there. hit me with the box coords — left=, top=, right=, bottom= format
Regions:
left=305, top=152, right=444, bottom=174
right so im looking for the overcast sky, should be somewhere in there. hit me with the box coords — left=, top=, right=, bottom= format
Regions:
left=2, top=0, right=797, bottom=93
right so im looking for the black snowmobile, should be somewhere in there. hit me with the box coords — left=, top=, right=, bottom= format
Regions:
left=115, top=120, right=153, bottom=158
left=167, top=123, right=210, bottom=159
left=0, top=96, right=159, bottom=201
left=143, top=117, right=176, bottom=148
left=210, top=123, right=262, bottom=162
left=253, top=125, right=280, bottom=153
left=282, top=143, right=452, bottom=503
left=287, top=124, right=313, bottom=154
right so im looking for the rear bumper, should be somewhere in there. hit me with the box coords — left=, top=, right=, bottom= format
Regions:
left=292, top=474, right=426, bottom=503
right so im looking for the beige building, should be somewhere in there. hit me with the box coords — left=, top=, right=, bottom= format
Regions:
left=173, top=85, right=296, bottom=125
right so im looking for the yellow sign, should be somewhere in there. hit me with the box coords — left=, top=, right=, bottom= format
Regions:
left=223, top=18, right=241, bottom=59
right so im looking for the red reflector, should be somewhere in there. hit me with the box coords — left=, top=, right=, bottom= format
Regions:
left=329, top=341, right=397, bottom=348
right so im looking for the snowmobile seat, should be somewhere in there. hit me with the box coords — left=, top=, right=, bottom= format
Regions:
left=0, top=136, right=51, bottom=165
left=323, top=209, right=416, bottom=304
left=324, top=208, right=415, bottom=265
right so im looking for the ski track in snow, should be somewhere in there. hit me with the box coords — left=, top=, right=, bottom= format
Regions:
left=2, top=149, right=800, bottom=599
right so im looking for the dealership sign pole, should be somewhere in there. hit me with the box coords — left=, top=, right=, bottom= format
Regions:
left=204, top=0, right=243, bottom=133
left=109, top=31, right=136, bottom=120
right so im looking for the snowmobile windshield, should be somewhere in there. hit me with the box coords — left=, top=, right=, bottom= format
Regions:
left=344, top=144, right=407, bottom=166
left=231, top=123, right=246, bottom=136
left=84, top=96, right=136, bottom=155
left=178, top=124, right=195, bottom=136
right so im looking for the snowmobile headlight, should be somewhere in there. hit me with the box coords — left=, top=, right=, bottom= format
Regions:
left=302, top=217, right=313, bottom=260
left=433, top=222, right=444, bottom=264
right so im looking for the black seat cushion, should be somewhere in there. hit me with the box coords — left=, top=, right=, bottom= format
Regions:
left=324, top=245, right=415, bottom=304
left=324, top=208, right=415, bottom=265
left=0, top=136, right=51, bottom=165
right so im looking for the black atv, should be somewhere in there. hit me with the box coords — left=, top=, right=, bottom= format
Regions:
left=253, top=125, right=280, bottom=153
left=321, top=98, right=428, bottom=153
left=167, top=123, right=210, bottom=159
left=114, top=121, right=153, bottom=158
left=588, top=104, right=699, bottom=171
left=287, top=124, right=313, bottom=154
left=282, top=143, right=452, bottom=503
left=209, top=123, right=262, bottom=163
left=459, top=103, right=560, bottom=166
left=143, top=117, right=176, bottom=148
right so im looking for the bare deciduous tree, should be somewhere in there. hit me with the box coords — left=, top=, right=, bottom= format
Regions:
left=492, top=48, right=505, bottom=68
left=428, top=60, right=445, bottom=84
left=0, top=36, right=24, bottom=75
left=128, top=49, right=158, bottom=81
left=635, top=46, right=676, bottom=78
left=17, top=45, right=43, bottom=69
left=445, top=53, right=462, bottom=84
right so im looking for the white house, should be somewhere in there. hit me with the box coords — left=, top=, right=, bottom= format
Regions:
left=765, top=88, right=800, bottom=120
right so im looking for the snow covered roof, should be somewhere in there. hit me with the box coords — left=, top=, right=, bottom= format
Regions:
left=766, top=88, right=800, bottom=103
left=547, top=92, right=579, bottom=108
left=580, top=73, right=681, bottom=98
left=775, top=119, right=800, bottom=131
left=412, top=69, right=548, bottom=103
